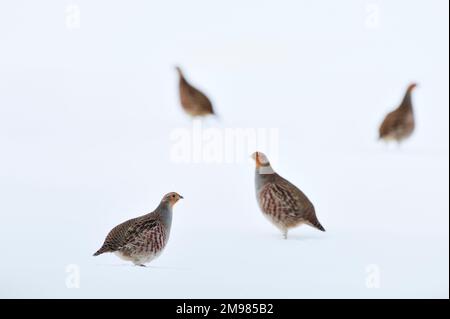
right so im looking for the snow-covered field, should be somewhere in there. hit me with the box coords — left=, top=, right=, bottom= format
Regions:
left=0, top=1, right=448, bottom=298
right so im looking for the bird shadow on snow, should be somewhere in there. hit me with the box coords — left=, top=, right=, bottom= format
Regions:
left=95, top=263, right=191, bottom=271
left=260, top=232, right=327, bottom=242
left=372, top=143, right=446, bottom=157
left=286, top=234, right=327, bottom=241
left=143, top=265, right=191, bottom=271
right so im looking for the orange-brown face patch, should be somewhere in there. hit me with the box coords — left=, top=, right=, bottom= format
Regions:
left=252, top=152, right=270, bottom=168
left=163, top=192, right=183, bottom=207
left=255, top=152, right=261, bottom=168
left=252, top=152, right=263, bottom=168
left=170, top=193, right=183, bottom=206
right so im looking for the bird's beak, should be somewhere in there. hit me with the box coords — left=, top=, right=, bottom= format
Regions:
left=179, top=195, right=184, bottom=199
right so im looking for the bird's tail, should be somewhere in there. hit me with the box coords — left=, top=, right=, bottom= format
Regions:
left=310, top=220, right=326, bottom=232
left=316, top=223, right=326, bottom=232
left=211, top=112, right=221, bottom=122
left=93, top=250, right=102, bottom=256
left=93, top=246, right=110, bottom=256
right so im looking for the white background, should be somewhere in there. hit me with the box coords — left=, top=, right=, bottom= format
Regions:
left=0, top=0, right=448, bottom=298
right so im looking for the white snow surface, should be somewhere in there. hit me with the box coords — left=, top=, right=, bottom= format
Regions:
left=0, top=0, right=448, bottom=298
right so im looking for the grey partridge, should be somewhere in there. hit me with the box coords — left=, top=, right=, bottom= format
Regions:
left=176, top=66, right=215, bottom=117
left=251, top=152, right=325, bottom=239
left=379, top=83, right=417, bottom=143
left=93, top=192, right=183, bottom=266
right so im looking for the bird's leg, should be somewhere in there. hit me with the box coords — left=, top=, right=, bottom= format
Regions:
left=138, top=264, right=146, bottom=267
left=282, top=229, right=288, bottom=240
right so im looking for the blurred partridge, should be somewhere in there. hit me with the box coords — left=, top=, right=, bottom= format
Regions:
left=93, top=192, right=183, bottom=266
left=251, top=152, right=325, bottom=239
left=379, top=83, right=417, bottom=143
left=176, top=66, right=215, bottom=117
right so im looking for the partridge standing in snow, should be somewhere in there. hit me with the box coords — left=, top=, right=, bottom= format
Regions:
left=176, top=66, right=215, bottom=117
left=251, top=152, right=325, bottom=239
left=379, top=83, right=418, bottom=143
left=93, top=192, right=183, bottom=266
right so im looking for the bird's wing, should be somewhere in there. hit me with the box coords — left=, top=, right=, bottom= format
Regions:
left=120, top=218, right=160, bottom=248
left=184, top=82, right=213, bottom=112
left=275, top=177, right=324, bottom=230
left=95, top=215, right=162, bottom=256
left=379, top=110, right=406, bottom=137
left=119, top=219, right=168, bottom=256
left=275, top=176, right=314, bottom=215
left=94, top=217, right=140, bottom=255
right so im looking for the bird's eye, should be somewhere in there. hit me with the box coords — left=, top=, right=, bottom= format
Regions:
left=172, top=195, right=176, bottom=198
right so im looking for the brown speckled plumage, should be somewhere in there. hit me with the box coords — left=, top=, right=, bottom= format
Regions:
left=379, top=83, right=417, bottom=143
left=252, top=152, right=325, bottom=239
left=176, top=66, right=215, bottom=117
left=93, top=192, right=183, bottom=266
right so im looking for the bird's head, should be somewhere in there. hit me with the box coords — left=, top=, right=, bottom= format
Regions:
left=175, top=66, right=183, bottom=77
left=407, top=83, right=418, bottom=93
left=161, top=192, right=184, bottom=207
left=251, top=151, right=271, bottom=168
